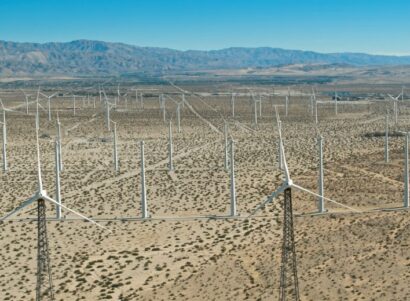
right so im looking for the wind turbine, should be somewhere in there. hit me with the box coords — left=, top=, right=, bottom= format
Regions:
left=0, top=108, right=7, bottom=173
left=140, top=141, right=148, bottom=218
left=246, top=113, right=360, bottom=300
left=20, top=89, right=33, bottom=115
left=286, top=87, right=290, bottom=116
left=104, top=101, right=114, bottom=131
left=161, top=95, right=166, bottom=123
left=231, top=92, right=235, bottom=118
left=168, top=120, right=174, bottom=172
left=40, top=92, right=58, bottom=121
left=229, top=139, right=237, bottom=216
left=56, top=113, right=63, bottom=172
left=0, top=118, right=108, bottom=300
left=112, top=120, right=119, bottom=173
left=317, top=135, right=325, bottom=213
left=35, top=87, right=40, bottom=129
left=250, top=93, right=258, bottom=126
left=0, top=119, right=109, bottom=225
left=250, top=114, right=361, bottom=218
left=224, top=122, right=229, bottom=171
left=385, top=114, right=389, bottom=163
left=387, top=92, right=402, bottom=125
left=404, top=133, right=409, bottom=208
left=55, top=139, right=62, bottom=219
left=131, top=88, right=139, bottom=108
left=313, top=88, right=318, bottom=124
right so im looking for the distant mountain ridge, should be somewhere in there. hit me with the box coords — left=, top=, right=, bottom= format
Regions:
left=1, top=39, right=410, bottom=76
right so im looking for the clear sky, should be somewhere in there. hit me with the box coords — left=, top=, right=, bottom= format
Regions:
left=1, top=0, right=409, bottom=55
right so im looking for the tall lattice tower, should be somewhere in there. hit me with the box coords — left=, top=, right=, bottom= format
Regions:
left=279, top=188, right=300, bottom=301
left=36, top=198, right=55, bottom=301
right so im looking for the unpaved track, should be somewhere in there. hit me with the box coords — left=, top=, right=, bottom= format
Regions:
left=64, top=139, right=222, bottom=200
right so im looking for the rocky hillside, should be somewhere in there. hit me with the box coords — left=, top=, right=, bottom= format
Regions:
left=1, top=39, right=410, bottom=76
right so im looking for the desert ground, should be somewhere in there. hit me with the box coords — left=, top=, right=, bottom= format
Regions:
left=0, top=80, right=409, bottom=300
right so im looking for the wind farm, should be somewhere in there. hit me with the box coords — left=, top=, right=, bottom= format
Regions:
left=0, top=77, right=409, bottom=300
left=2, top=0, right=410, bottom=299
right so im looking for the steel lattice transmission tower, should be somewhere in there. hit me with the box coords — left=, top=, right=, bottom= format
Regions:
left=250, top=109, right=360, bottom=301
left=36, top=199, right=55, bottom=301
left=279, top=188, right=300, bottom=301
left=1, top=116, right=108, bottom=301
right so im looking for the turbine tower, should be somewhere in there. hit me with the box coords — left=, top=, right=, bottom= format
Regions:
left=229, top=139, right=237, bottom=216
left=385, top=114, right=389, bottom=163
left=224, top=122, right=229, bottom=171
left=1, top=110, right=7, bottom=173
left=404, top=133, right=409, bottom=208
left=140, top=141, right=148, bottom=218
left=1, top=119, right=108, bottom=300
left=246, top=112, right=361, bottom=301
left=231, top=93, right=235, bottom=118
left=36, top=197, right=55, bottom=301
left=279, top=187, right=300, bottom=301
left=168, top=120, right=174, bottom=172
left=318, top=136, right=325, bottom=213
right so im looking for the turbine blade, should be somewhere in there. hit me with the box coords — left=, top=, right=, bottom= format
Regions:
left=42, top=195, right=110, bottom=231
left=0, top=195, right=38, bottom=221
left=246, top=183, right=288, bottom=218
left=36, top=87, right=40, bottom=102
left=387, top=94, right=396, bottom=101
left=38, top=103, right=47, bottom=112
left=280, top=139, right=291, bottom=182
left=291, top=183, right=362, bottom=213
left=35, top=125, right=43, bottom=192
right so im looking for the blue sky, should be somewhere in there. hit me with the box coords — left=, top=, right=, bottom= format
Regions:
left=1, top=0, right=409, bottom=55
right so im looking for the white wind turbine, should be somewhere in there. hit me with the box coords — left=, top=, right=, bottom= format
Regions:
left=139, top=140, right=148, bottom=218
left=224, top=122, right=229, bottom=171
left=0, top=108, right=7, bottom=173
left=20, top=90, right=33, bottom=115
left=56, top=113, right=63, bottom=171
left=55, top=138, right=62, bottom=219
left=249, top=114, right=361, bottom=217
left=40, top=92, right=58, bottom=121
left=317, top=135, right=325, bottom=213
left=0, top=98, right=37, bottom=173
left=176, top=103, right=181, bottom=133
left=168, top=120, right=174, bottom=172
left=104, top=101, right=115, bottom=131
left=402, top=132, right=409, bottom=208
left=385, top=114, right=389, bottom=163
left=229, top=138, right=237, bottom=216
left=391, top=130, right=410, bottom=210
left=231, top=92, right=235, bottom=118
left=387, top=91, right=402, bottom=125
left=112, top=120, right=119, bottom=173
left=0, top=119, right=109, bottom=228
left=35, top=87, right=41, bottom=129
left=312, top=87, right=318, bottom=124
left=250, top=92, right=258, bottom=126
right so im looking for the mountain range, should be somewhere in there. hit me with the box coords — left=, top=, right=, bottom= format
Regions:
left=1, top=39, right=410, bottom=76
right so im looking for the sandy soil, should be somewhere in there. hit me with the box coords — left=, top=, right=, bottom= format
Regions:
left=0, top=84, right=409, bottom=300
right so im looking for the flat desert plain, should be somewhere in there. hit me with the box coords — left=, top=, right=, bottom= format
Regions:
left=0, top=83, right=409, bottom=300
